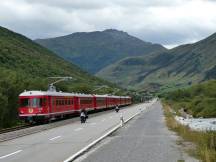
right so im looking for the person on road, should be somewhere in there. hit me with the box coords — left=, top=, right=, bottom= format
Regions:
left=80, top=109, right=87, bottom=123
left=120, top=112, right=124, bottom=126
left=115, top=105, right=120, bottom=113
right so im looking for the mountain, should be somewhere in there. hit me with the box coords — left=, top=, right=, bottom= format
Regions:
left=35, top=29, right=166, bottom=74
left=0, top=26, right=118, bottom=128
left=0, top=26, right=114, bottom=88
left=97, top=32, right=216, bottom=92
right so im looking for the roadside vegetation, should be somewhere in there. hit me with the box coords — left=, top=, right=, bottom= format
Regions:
left=162, top=80, right=216, bottom=162
left=163, top=103, right=216, bottom=162
left=162, top=80, right=216, bottom=118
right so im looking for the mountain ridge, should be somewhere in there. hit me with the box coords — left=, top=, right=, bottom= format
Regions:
left=35, top=29, right=167, bottom=74
left=97, top=32, right=216, bottom=92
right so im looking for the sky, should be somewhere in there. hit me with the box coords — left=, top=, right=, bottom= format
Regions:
left=0, top=0, right=216, bottom=48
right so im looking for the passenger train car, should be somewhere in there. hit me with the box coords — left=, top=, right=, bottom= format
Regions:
left=18, top=90, right=132, bottom=123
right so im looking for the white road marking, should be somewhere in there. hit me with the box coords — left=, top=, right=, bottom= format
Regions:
left=49, top=136, right=61, bottom=141
left=0, top=150, right=22, bottom=159
left=74, top=127, right=83, bottom=131
left=64, top=111, right=141, bottom=162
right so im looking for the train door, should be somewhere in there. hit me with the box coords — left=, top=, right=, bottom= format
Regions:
left=105, top=97, right=108, bottom=108
left=48, top=96, right=53, bottom=113
left=74, top=96, right=79, bottom=111
left=93, top=96, right=96, bottom=109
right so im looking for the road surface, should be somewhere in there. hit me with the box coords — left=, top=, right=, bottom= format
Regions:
left=76, top=101, right=198, bottom=162
left=0, top=102, right=151, bottom=162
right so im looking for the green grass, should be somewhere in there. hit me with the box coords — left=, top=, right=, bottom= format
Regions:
left=163, top=103, right=216, bottom=162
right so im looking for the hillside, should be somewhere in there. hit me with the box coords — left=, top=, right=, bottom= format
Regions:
left=0, top=26, right=117, bottom=128
left=35, top=29, right=166, bottom=74
left=164, top=80, right=216, bottom=118
left=97, top=32, right=216, bottom=92
left=0, top=26, right=115, bottom=88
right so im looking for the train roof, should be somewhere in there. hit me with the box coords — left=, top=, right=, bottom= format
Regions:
left=19, top=91, right=93, bottom=97
left=19, top=91, right=131, bottom=98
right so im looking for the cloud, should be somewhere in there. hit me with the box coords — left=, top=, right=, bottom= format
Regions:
left=0, top=0, right=216, bottom=47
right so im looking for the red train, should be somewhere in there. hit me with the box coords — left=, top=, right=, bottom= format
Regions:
left=18, top=90, right=132, bottom=123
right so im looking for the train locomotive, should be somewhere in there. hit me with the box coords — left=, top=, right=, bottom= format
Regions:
left=18, top=90, right=132, bottom=123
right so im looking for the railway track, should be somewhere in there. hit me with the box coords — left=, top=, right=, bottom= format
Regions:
left=0, top=124, right=31, bottom=134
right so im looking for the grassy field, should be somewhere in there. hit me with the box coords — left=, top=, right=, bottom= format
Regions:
left=163, top=102, right=216, bottom=162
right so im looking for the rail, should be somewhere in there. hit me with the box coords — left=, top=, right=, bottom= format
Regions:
left=0, top=124, right=31, bottom=134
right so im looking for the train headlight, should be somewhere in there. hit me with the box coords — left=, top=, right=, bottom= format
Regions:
left=29, top=108, right=33, bottom=113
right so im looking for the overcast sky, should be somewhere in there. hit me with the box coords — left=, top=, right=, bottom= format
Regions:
left=0, top=0, right=216, bottom=48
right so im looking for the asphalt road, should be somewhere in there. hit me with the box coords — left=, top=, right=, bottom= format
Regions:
left=0, top=102, right=152, bottom=162
left=76, top=101, right=198, bottom=162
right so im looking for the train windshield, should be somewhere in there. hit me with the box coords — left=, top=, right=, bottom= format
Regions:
left=32, top=98, right=43, bottom=108
left=20, top=98, right=43, bottom=108
left=20, top=98, right=30, bottom=107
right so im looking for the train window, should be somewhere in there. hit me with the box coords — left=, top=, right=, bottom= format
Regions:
left=20, top=98, right=30, bottom=107
left=56, top=99, right=65, bottom=106
left=67, top=100, right=70, bottom=105
left=57, top=100, right=60, bottom=106
left=31, top=98, right=42, bottom=108
left=42, top=98, right=46, bottom=106
left=39, top=98, right=43, bottom=107
left=32, top=98, right=37, bottom=107
left=80, top=98, right=92, bottom=104
left=67, top=99, right=73, bottom=105
left=97, top=98, right=105, bottom=104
